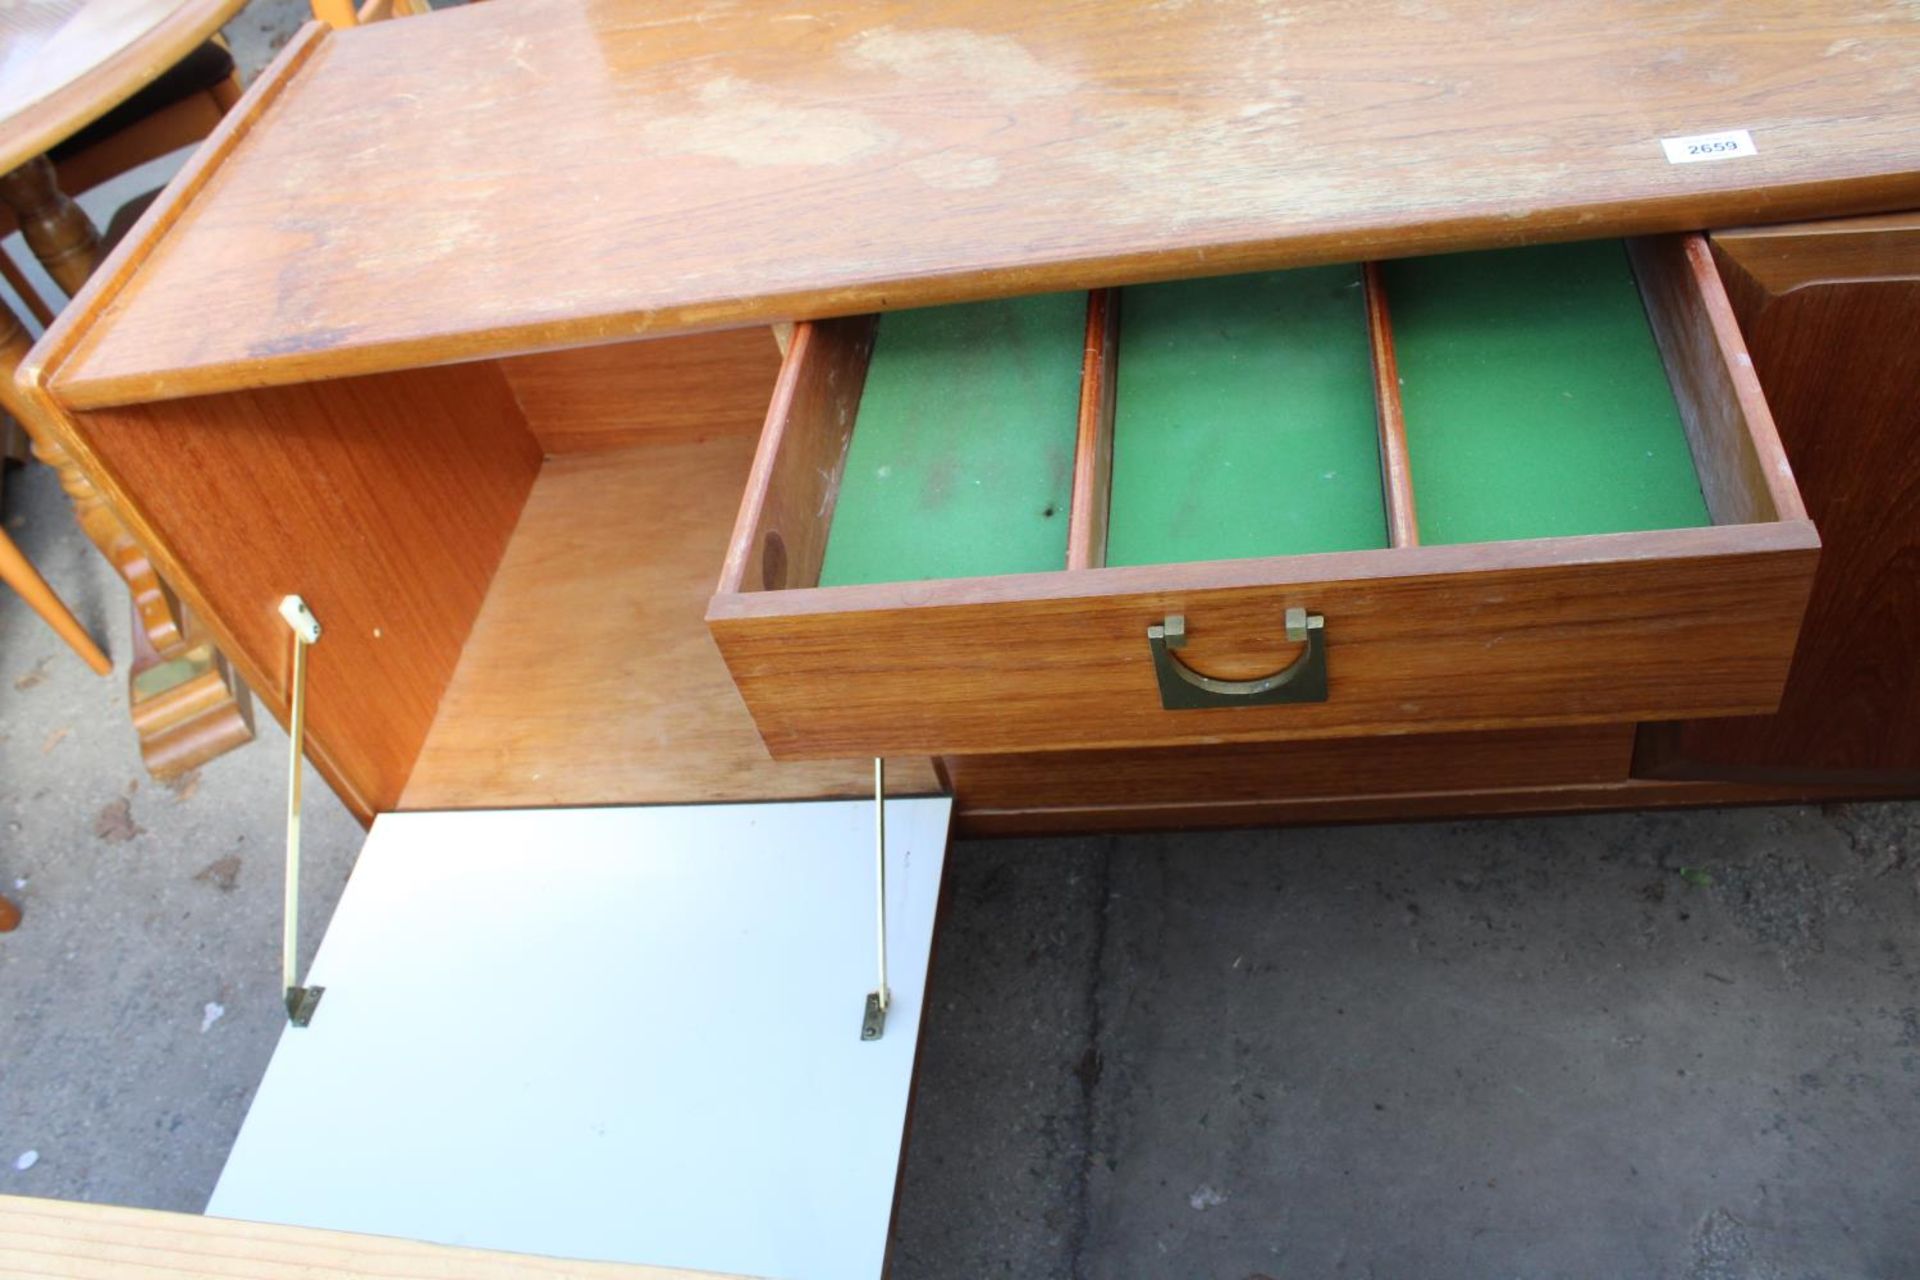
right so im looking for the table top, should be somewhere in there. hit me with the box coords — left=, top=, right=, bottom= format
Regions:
left=43, top=0, right=1920, bottom=408
left=0, top=0, right=245, bottom=173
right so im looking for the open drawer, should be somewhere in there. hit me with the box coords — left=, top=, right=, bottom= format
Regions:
left=709, top=235, right=1818, bottom=761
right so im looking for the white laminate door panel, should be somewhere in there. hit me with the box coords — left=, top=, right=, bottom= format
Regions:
left=207, top=798, right=951, bottom=1280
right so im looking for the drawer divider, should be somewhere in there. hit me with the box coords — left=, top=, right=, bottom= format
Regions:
left=1067, top=288, right=1120, bottom=570
left=1363, top=262, right=1420, bottom=548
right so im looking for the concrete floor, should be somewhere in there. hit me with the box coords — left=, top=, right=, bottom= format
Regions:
left=896, top=813, right=1920, bottom=1279
left=4, top=6, right=1920, bottom=1276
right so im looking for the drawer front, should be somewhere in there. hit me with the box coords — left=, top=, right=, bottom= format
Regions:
left=709, top=235, right=1818, bottom=761
left=711, top=526, right=1814, bottom=759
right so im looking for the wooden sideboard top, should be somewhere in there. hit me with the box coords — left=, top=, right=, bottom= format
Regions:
left=41, top=0, right=1920, bottom=407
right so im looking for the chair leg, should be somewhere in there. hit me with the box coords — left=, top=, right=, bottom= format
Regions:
left=314, top=0, right=358, bottom=28
left=0, top=156, right=101, bottom=298
left=0, top=525, right=111, bottom=674
left=210, top=71, right=244, bottom=112
left=0, top=246, right=55, bottom=327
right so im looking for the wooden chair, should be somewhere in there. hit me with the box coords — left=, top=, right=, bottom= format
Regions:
left=0, top=37, right=242, bottom=323
left=1, top=523, right=110, bottom=673
left=312, top=0, right=433, bottom=30
left=1, top=294, right=109, bottom=674
left=0, top=0, right=442, bottom=767
left=0, top=18, right=259, bottom=774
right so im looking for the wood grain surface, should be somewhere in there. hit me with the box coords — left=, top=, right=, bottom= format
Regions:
left=30, top=76, right=231, bottom=229
left=1363, top=261, right=1418, bottom=547
left=39, top=365, right=542, bottom=820
left=717, top=316, right=875, bottom=595
left=7, top=42, right=288, bottom=793
left=1639, top=216, right=1920, bottom=784
left=45, top=0, right=1920, bottom=407
left=499, top=328, right=784, bottom=455
left=401, top=440, right=939, bottom=811
left=1066, top=288, right=1118, bottom=571
left=0, top=1193, right=745, bottom=1279
left=710, top=523, right=1817, bottom=761
left=20, top=85, right=536, bottom=824
left=1704, top=210, right=1920, bottom=294
left=1628, top=234, right=1805, bottom=526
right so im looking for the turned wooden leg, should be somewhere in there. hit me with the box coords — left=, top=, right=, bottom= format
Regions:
left=1, top=297, right=254, bottom=775
left=0, top=155, right=102, bottom=298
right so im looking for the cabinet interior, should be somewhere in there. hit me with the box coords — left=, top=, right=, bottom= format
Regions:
left=61, top=327, right=939, bottom=818
left=402, top=332, right=942, bottom=812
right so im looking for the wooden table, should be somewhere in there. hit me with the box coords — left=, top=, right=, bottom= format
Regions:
left=0, top=0, right=245, bottom=175
left=0, top=0, right=254, bottom=780
left=1, top=0, right=246, bottom=294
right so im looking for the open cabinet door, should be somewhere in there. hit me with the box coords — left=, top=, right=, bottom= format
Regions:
left=207, top=799, right=952, bottom=1280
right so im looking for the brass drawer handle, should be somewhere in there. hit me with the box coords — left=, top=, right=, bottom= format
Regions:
left=1147, top=607, right=1327, bottom=710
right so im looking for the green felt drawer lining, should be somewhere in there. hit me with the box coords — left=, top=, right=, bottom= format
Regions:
left=812, top=241, right=1709, bottom=586
left=1105, top=265, right=1389, bottom=568
left=817, top=292, right=1086, bottom=587
left=1384, top=240, right=1711, bottom=546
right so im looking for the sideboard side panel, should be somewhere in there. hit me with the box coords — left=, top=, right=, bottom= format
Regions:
left=57, top=364, right=542, bottom=819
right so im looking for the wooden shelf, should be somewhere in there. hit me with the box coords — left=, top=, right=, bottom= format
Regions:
left=401, top=437, right=937, bottom=811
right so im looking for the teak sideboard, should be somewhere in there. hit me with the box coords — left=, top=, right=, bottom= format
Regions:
left=12, top=0, right=1920, bottom=1273
left=20, top=0, right=1920, bottom=835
